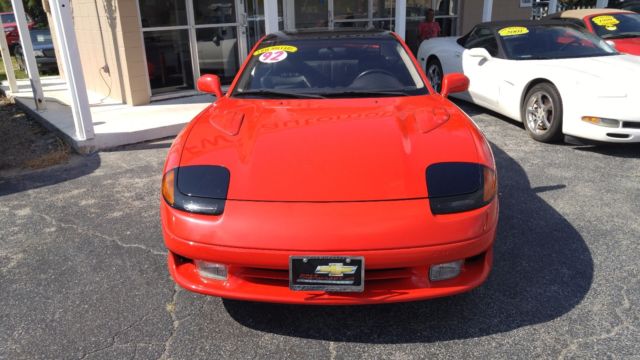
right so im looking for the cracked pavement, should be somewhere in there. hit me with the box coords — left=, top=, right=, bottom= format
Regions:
left=1, top=101, right=639, bottom=359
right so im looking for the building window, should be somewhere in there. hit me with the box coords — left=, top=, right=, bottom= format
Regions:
left=195, top=27, right=239, bottom=84
left=140, top=0, right=195, bottom=95
left=406, top=0, right=460, bottom=53
left=139, top=0, right=188, bottom=28
left=138, top=0, right=283, bottom=96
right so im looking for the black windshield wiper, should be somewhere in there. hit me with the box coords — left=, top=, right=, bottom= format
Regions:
left=518, top=55, right=552, bottom=60
left=233, top=90, right=325, bottom=99
left=319, top=90, right=409, bottom=98
left=601, top=32, right=640, bottom=39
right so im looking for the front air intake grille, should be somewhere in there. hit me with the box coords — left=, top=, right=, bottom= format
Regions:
left=240, top=267, right=414, bottom=286
left=622, top=122, right=640, bottom=129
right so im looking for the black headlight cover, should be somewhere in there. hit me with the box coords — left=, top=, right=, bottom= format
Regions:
left=165, top=165, right=230, bottom=215
left=426, top=162, right=495, bottom=215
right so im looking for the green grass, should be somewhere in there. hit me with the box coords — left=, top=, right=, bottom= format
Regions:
left=0, top=56, right=29, bottom=82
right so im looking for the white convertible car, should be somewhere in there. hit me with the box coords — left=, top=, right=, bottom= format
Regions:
left=417, top=20, right=640, bottom=143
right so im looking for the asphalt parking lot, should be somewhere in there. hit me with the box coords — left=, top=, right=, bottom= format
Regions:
left=1, top=100, right=639, bottom=359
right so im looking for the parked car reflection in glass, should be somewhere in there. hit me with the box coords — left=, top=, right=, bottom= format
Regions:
left=196, top=26, right=238, bottom=84
left=15, top=29, right=58, bottom=74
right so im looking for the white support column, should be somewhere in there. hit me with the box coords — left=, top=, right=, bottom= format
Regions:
left=283, top=0, right=295, bottom=31
left=596, top=0, right=609, bottom=8
left=48, top=0, right=94, bottom=140
left=482, top=0, right=493, bottom=22
left=395, top=0, right=406, bottom=40
left=0, top=16, right=17, bottom=93
left=548, top=0, right=559, bottom=14
left=10, top=0, right=45, bottom=110
left=328, top=0, right=334, bottom=29
left=264, top=0, right=279, bottom=34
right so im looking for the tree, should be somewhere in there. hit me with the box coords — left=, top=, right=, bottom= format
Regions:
left=0, top=0, right=48, bottom=26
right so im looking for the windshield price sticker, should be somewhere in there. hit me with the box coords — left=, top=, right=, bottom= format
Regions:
left=592, top=15, right=620, bottom=31
left=254, top=45, right=298, bottom=56
left=499, top=26, right=530, bottom=37
left=259, top=50, right=288, bottom=63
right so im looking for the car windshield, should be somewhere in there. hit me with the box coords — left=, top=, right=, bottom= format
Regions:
left=30, top=30, right=52, bottom=44
left=499, top=25, right=618, bottom=60
left=232, top=36, right=428, bottom=99
left=589, top=13, right=640, bottom=38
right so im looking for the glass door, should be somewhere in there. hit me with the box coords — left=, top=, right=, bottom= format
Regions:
left=406, top=0, right=460, bottom=53
left=281, top=0, right=329, bottom=30
left=139, top=0, right=195, bottom=95
left=370, top=0, right=395, bottom=31
left=280, top=0, right=393, bottom=32
left=333, top=0, right=369, bottom=28
left=192, top=0, right=241, bottom=84
left=139, top=0, right=246, bottom=95
left=242, top=0, right=284, bottom=52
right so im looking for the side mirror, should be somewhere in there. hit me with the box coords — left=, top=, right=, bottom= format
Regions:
left=467, top=47, right=492, bottom=60
left=441, top=73, right=469, bottom=98
left=197, top=74, right=223, bottom=98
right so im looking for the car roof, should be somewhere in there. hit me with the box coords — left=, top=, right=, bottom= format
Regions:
left=263, top=29, right=395, bottom=42
left=554, top=8, right=635, bottom=19
left=475, top=19, right=582, bottom=31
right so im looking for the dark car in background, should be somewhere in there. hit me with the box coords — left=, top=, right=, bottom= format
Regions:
left=1, top=12, right=35, bottom=53
left=15, top=29, right=58, bottom=74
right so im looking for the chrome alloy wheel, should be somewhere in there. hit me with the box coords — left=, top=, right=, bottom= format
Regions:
left=525, top=91, right=554, bottom=135
left=427, top=63, right=442, bottom=92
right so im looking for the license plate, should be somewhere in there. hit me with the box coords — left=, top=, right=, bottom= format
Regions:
left=289, top=256, right=364, bottom=292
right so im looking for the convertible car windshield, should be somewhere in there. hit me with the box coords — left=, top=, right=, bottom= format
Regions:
left=500, top=25, right=617, bottom=60
left=232, top=37, right=428, bottom=99
left=589, top=13, right=640, bottom=39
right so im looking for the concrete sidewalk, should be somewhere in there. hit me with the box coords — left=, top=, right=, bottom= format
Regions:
left=2, top=77, right=213, bottom=153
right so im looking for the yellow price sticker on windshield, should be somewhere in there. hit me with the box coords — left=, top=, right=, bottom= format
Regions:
left=592, top=15, right=620, bottom=28
left=253, top=45, right=298, bottom=56
left=498, top=26, right=529, bottom=37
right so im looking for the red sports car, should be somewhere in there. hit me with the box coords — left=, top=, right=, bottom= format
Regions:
left=548, top=9, right=640, bottom=55
left=1, top=12, right=35, bottom=53
left=161, top=29, right=498, bottom=305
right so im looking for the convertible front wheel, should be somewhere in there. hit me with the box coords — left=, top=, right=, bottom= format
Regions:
left=522, top=83, right=563, bottom=143
left=426, top=58, right=443, bottom=93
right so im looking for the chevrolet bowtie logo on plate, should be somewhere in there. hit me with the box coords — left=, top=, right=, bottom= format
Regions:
left=315, top=263, right=358, bottom=277
left=290, top=256, right=365, bottom=292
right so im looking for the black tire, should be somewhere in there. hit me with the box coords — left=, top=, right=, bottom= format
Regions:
left=521, top=82, right=563, bottom=143
left=426, top=58, right=443, bottom=93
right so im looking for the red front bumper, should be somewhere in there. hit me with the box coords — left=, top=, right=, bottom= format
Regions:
left=163, top=199, right=497, bottom=305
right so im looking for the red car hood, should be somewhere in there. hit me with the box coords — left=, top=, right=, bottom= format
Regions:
left=180, top=96, right=480, bottom=202
left=612, top=37, right=640, bottom=55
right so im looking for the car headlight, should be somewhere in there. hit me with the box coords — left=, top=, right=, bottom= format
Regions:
left=426, top=162, right=497, bottom=215
left=581, top=116, right=620, bottom=128
left=162, top=165, right=230, bottom=215
left=4, top=27, right=15, bottom=34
